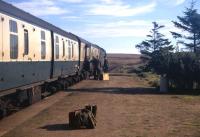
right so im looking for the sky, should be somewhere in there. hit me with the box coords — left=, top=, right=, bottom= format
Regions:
left=4, top=0, right=200, bottom=54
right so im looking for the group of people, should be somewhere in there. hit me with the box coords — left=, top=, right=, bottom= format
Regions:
left=83, top=56, right=109, bottom=80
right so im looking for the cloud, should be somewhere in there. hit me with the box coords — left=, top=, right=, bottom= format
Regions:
left=12, top=0, right=68, bottom=16
left=87, top=1, right=156, bottom=17
left=92, top=20, right=152, bottom=27
left=175, top=0, right=186, bottom=5
left=11, top=0, right=157, bottom=17
left=158, top=0, right=186, bottom=6
left=72, top=19, right=181, bottom=40
left=61, top=16, right=87, bottom=22
left=81, top=27, right=149, bottom=38
left=100, top=0, right=114, bottom=4
left=58, top=0, right=83, bottom=3
left=62, top=16, right=81, bottom=19
left=74, top=20, right=155, bottom=38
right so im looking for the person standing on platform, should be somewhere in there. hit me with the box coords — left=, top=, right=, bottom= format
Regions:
left=103, top=56, right=109, bottom=73
left=83, top=57, right=91, bottom=79
left=91, top=56, right=101, bottom=80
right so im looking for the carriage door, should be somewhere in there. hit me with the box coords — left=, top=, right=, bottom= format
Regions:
left=0, top=16, right=3, bottom=61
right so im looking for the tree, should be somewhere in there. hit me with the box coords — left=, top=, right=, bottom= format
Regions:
left=171, top=1, right=200, bottom=53
left=136, top=22, right=173, bottom=74
left=136, top=22, right=173, bottom=54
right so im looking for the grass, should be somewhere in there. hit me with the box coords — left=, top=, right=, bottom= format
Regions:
left=108, top=59, right=160, bottom=88
left=180, top=95, right=200, bottom=103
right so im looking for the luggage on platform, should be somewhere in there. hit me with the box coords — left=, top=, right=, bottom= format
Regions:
left=103, top=73, right=109, bottom=80
left=69, top=105, right=97, bottom=129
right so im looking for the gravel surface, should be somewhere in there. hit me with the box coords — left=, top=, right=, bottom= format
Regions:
left=2, top=75, right=200, bottom=137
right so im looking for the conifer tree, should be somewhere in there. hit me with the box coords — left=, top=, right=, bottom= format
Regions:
left=136, top=22, right=173, bottom=56
left=171, top=1, right=200, bottom=53
left=136, top=22, right=173, bottom=74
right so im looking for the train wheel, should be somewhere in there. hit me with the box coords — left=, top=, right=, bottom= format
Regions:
left=0, top=108, right=6, bottom=119
left=48, top=86, right=57, bottom=94
left=67, top=77, right=73, bottom=86
left=56, top=82, right=64, bottom=91
left=0, top=99, right=7, bottom=119
left=28, top=86, right=42, bottom=105
left=72, top=77, right=77, bottom=84
left=77, top=76, right=81, bottom=82
left=64, top=81, right=70, bottom=90
left=74, top=76, right=79, bottom=83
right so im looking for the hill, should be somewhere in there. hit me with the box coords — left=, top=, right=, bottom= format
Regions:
left=107, top=53, right=142, bottom=73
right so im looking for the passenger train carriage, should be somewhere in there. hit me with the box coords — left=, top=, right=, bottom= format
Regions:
left=0, top=0, right=106, bottom=118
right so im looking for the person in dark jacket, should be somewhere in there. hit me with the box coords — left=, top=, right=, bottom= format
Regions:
left=91, top=56, right=101, bottom=80
left=83, top=57, right=91, bottom=79
left=103, top=56, right=109, bottom=73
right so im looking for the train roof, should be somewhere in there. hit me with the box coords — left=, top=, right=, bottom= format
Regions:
left=0, top=0, right=77, bottom=41
left=68, top=33, right=100, bottom=50
left=93, top=44, right=106, bottom=53
left=78, top=37, right=91, bottom=45
left=76, top=36, right=104, bottom=51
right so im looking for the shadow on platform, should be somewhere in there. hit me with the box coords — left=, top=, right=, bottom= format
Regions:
left=67, top=87, right=200, bottom=96
left=68, top=87, right=157, bottom=95
left=41, top=124, right=69, bottom=131
left=41, top=123, right=93, bottom=131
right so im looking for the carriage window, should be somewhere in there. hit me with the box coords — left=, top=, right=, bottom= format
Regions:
left=87, top=47, right=90, bottom=57
left=66, top=40, right=68, bottom=57
left=63, top=40, right=65, bottom=57
left=9, top=20, right=18, bottom=33
left=41, top=30, right=46, bottom=59
left=9, top=20, right=18, bottom=59
left=68, top=41, right=71, bottom=60
left=41, top=30, right=45, bottom=40
left=56, top=36, right=59, bottom=43
left=41, top=41, right=46, bottom=59
left=55, top=36, right=59, bottom=59
left=10, top=34, right=18, bottom=59
left=82, top=47, right=85, bottom=59
left=24, top=30, right=29, bottom=55
left=71, top=42, right=74, bottom=58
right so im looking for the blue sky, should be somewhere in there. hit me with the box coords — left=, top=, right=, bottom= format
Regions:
left=5, top=0, right=200, bottom=53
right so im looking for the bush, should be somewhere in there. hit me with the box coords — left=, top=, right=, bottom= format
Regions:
left=148, top=80, right=159, bottom=87
left=167, top=52, right=200, bottom=90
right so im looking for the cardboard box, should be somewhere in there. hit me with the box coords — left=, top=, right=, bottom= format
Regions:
left=103, top=73, right=109, bottom=80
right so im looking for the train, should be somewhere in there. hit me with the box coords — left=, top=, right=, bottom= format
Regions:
left=0, top=0, right=106, bottom=118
